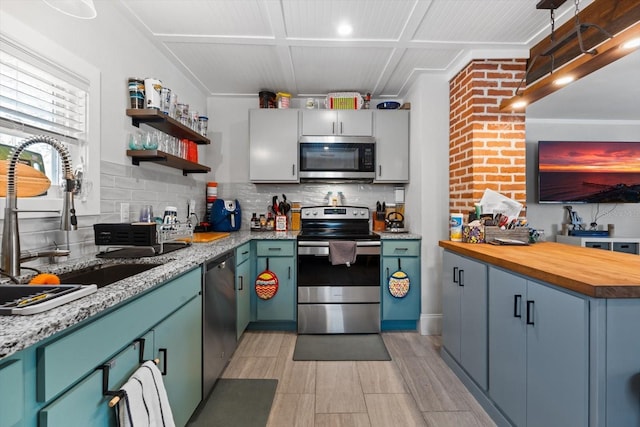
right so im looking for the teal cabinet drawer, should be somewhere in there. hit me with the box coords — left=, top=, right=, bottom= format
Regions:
left=236, top=242, right=251, bottom=265
left=382, top=240, right=420, bottom=257
left=256, top=240, right=295, bottom=257
left=39, top=334, right=152, bottom=427
left=37, top=267, right=201, bottom=402
left=0, top=358, right=23, bottom=427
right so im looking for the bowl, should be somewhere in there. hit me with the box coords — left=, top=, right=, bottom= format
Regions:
left=376, top=101, right=400, bottom=110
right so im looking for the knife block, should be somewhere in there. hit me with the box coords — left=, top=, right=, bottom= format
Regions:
left=373, top=212, right=386, bottom=232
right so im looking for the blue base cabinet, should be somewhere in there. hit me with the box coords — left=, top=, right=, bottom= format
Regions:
left=489, top=267, right=588, bottom=427
left=253, top=240, right=296, bottom=324
left=442, top=251, right=487, bottom=390
left=381, top=240, right=421, bottom=330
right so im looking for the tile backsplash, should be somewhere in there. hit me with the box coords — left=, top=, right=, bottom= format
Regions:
left=3, top=160, right=400, bottom=269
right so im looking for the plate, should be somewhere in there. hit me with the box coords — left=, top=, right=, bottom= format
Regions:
left=376, top=101, right=400, bottom=110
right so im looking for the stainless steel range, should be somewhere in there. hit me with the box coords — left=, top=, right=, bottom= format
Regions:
left=297, top=206, right=381, bottom=334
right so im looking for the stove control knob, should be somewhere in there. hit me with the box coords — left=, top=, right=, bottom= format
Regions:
left=352, top=209, right=358, bottom=216
left=360, top=210, right=367, bottom=216
left=312, top=210, right=318, bottom=216
left=304, top=210, right=310, bottom=216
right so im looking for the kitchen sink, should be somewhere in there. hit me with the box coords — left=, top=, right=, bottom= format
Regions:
left=57, top=263, right=163, bottom=288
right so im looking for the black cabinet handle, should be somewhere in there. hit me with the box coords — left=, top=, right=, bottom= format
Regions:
left=513, top=294, right=522, bottom=318
left=239, top=276, right=244, bottom=291
left=526, top=301, right=535, bottom=325
left=379, top=165, right=382, bottom=176
left=386, top=267, right=390, bottom=281
left=158, top=348, right=168, bottom=375
left=241, top=250, right=249, bottom=255
left=453, top=267, right=459, bottom=283
left=458, top=269, right=464, bottom=287
left=288, top=266, right=291, bottom=280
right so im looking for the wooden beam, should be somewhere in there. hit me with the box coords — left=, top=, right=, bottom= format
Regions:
left=500, top=22, right=640, bottom=111
left=527, top=0, right=640, bottom=84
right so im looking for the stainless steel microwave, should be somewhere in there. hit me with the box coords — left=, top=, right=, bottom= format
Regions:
left=299, top=135, right=375, bottom=181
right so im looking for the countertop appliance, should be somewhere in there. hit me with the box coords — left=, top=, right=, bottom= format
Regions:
left=209, top=199, right=241, bottom=232
left=299, top=136, right=375, bottom=182
left=297, top=206, right=381, bottom=334
left=202, top=251, right=237, bottom=398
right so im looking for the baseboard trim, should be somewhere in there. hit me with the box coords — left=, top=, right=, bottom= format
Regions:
left=419, top=313, right=442, bottom=336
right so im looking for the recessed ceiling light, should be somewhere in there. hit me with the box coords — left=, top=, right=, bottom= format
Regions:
left=337, top=23, right=353, bottom=37
left=553, top=76, right=575, bottom=86
left=621, top=38, right=640, bottom=50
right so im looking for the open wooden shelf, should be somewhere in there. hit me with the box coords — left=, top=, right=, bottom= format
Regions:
left=126, top=150, right=211, bottom=176
left=126, top=109, right=210, bottom=145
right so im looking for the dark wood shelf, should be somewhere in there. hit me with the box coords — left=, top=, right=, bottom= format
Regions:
left=126, top=150, right=211, bottom=176
left=126, top=109, right=210, bottom=145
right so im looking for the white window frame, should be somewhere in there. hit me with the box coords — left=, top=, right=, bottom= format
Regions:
left=0, top=14, right=100, bottom=220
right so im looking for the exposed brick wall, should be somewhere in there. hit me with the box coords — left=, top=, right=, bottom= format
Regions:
left=449, top=59, right=527, bottom=217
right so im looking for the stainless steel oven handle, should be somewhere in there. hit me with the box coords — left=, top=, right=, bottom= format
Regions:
left=297, top=241, right=381, bottom=247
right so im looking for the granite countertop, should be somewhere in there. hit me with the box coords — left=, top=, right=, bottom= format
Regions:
left=0, top=230, right=297, bottom=359
left=439, top=240, right=640, bottom=298
left=1, top=229, right=418, bottom=359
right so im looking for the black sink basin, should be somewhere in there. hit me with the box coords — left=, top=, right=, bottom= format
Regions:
left=57, top=263, right=163, bottom=288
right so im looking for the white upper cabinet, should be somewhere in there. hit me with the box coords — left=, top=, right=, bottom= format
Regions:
left=302, top=110, right=373, bottom=136
left=249, top=109, right=300, bottom=182
left=374, top=110, right=409, bottom=183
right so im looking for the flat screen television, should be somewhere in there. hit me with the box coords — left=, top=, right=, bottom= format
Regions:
left=537, top=141, right=640, bottom=203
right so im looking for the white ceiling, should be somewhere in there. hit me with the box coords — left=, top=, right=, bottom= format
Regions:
left=116, top=0, right=594, bottom=98
left=115, top=0, right=639, bottom=120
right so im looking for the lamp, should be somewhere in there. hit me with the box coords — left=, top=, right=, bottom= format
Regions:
left=42, top=0, right=97, bottom=19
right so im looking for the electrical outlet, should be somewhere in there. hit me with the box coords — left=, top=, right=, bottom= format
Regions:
left=120, top=202, right=130, bottom=223
left=188, top=199, right=196, bottom=217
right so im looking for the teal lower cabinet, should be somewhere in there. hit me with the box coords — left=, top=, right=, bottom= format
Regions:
left=253, top=240, right=296, bottom=327
left=153, top=295, right=202, bottom=427
left=0, top=358, right=24, bottom=427
left=4, top=267, right=202, bottom=427
left=380, top=240, right=421, bottom=330
left=489, top=267, right=588, bottom=427
left=236, top=242, right=251, bottom=339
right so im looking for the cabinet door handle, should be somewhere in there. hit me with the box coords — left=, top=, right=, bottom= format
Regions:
left=268, top=247, right=282, bottom=251
left=292, top=164, right=296, bottom=176
left=158, top=348, right=168, bottom=375
left=378, top=165, right=382, bottom=177
left=458, top=269, right=464, bottom=287
left=288, top=266, right=291, bottom=280
left=340, top=122, right=343, bottom=134
left=239, top=275, right=244, bottom=291
left=386, top=267, right=390, bottom=281
left=513, top=294, right=522, bottom=318
left=241, top=251, right=249, bottom=255
left=526, top=300, right=535, bottom=325
left=453, top=267, right=459, bottom=283
left=332, top=122, right=335, bottom=134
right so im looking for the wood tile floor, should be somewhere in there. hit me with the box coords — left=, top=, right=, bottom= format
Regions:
left=221, top=331, right=496, bottom=427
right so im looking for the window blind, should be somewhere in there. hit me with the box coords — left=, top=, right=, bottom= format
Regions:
left=0, top=38, right=88, bottom=141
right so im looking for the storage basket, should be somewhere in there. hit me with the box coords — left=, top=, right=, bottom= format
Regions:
left=484, top=226, right=530, bottom=243
left=325, top=92, right=363, bottom=110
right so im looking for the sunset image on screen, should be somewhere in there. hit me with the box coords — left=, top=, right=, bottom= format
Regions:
left=538, top=141, right=640, bottom=203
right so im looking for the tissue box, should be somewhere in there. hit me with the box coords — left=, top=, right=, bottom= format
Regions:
left=462, top=225, right=485, bottom=243
left=485, top=226, right=529, bottom=243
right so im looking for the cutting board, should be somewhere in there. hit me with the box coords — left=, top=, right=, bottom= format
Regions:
left=191, top=232, right=230, bottom=243
left=0, top=162, right=51, bottom=197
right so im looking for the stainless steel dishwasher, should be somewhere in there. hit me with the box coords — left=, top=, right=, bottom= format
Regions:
left=202, top=250, right=237, bottom=398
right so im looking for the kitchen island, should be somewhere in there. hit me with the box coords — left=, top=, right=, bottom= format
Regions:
left=439, top=240, right=640, bottom=427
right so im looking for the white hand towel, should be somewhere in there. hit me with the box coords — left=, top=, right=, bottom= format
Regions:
left=117, top=360, right=175, bottom=427
left=328, top=241, right=357, bottom=266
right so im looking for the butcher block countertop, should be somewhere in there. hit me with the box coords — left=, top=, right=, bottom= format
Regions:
left=439, top=241, right=640, bottom=298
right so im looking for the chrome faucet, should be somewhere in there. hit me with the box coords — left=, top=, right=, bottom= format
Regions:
left=2, top=136, right=77, bottom=277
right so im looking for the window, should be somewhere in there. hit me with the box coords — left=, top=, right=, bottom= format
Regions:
left=0, top=24, right=100, bottom=219
left=0, top=37, right=88, bottom=199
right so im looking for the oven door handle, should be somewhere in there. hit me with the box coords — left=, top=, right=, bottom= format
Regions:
left=297, top=241, right=381, bottom=247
